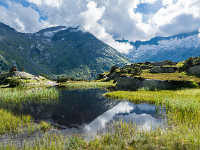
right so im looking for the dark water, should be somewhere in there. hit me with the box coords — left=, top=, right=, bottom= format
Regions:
left=21, top=89, right=166, bottom=134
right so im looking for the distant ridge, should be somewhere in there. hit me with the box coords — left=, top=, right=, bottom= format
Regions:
left=0, top=23, right=130, bottom=79
left=118, top=31, right=200, bottom=62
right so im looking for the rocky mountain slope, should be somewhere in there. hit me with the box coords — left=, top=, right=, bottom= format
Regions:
left=119, top=31, right=200, bottom=62
left=0, top=23, right=130, bottom=79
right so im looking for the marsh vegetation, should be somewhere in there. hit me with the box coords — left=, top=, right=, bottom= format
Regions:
left=0, top=87, right=59, bottom=135
left=1, top=59, right=200, bottom=149
left=59, top=81, right=116, bottom=90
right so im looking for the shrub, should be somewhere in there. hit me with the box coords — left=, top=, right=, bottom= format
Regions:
left=8, top=78, right=22, bottom=87
left=110, top=65, right=119, bottom=74
left=178, top=57, right=200, bottom=72
left=144, top=62, right=151, bottom=65
left=127, top=68, right=133, bottom=74
left=131, top=67, right=142, bottom=76
left=57, top=77, right=71, bottom=83
left=39, top=121, right=51, bottom=132
left=39, top=73, right=51, bottom=80
left=194, top=57, right=200, bottom=65
left=119, top=68, right=128, bottom=74
left=185, top=57, right=195, bottom=66
left=118, top=67, right=142, bottom=76
left=9, top=66, right=17, bottom=72
left=162, top=60, right=173, bottom=65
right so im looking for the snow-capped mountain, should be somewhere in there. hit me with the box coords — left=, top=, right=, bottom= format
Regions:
left=35, top=26, right=86, bottom=38
left=124, top=31, right=200, bottom=62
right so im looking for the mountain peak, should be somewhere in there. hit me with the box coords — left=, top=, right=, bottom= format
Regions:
left=0, top=22, right=16, bottom=32
left=35, top=26, right=67, bottom=38
left=0, top=23, right=129, bottom=79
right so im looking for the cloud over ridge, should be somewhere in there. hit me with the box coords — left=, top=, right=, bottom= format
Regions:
left=0, top=0, right=199, bottom=53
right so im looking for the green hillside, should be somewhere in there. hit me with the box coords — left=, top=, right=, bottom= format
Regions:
left=0, top=23, right=130, bottom=79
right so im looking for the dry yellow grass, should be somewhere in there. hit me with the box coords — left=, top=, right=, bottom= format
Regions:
left=140, top=70, right=200, bottom=82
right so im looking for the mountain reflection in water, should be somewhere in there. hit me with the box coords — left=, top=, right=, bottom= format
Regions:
left=20, top=89, right=165, bottom=134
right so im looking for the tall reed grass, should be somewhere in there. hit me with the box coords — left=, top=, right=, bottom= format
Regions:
left=1, top=119, right=200, bottom=149
left=1, top=88, right=200, bottom=149
left=0, top=88, right=60, bottom=111
left=0, top=88, right=58, bottom=135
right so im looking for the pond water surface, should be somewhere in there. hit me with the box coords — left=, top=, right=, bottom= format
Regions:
left=22, top=89, right=166, bottom=135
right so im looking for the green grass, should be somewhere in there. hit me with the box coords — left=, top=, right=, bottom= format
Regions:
left=59, top=81, right=116, bottom=90
left=0, top=109, right=51, bottom=135
left=0, top=87, right=58, bottom=135
left=0, top=88, right=60, bottom=111
left=1, top=119, right=200, bottom=149
left=105, top=89, right=200, bottom=113
left=1, top=86, right=200, bottom=149
left=140, top=70, right=200, bottom=82
left=1, top=76, right=54, bottom=88
left=0, top=109, right=32, bottom=134
left=102, top=88, right=200, bottom=149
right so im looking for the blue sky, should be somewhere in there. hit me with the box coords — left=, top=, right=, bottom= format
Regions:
left=0, top=0, right=199, bottom=53
left=0, top=0, right=30, bottom=8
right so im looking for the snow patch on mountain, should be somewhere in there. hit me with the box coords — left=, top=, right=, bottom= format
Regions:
left=68, top=26, right=86, bottom=33
left=43, top=28, right=67, bottom=37
left=130, top=33, right=200, bottom=60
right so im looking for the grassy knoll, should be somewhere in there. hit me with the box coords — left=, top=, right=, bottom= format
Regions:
left=59, top=81, right=116, bottom=90
left=0, top=76, right=55, bottom=88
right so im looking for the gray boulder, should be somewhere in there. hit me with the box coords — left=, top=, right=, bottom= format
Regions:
left=9, top=71, right=34, bottom=78
left=116, top=76, right=194, bottom=91
left=188, top=65, right=200, bottom=76
left=116, top=77, right=172, bottom=91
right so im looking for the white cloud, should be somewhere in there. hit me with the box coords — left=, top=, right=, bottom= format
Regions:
left=162, top=0, right=173, bottom=6
left=150, top=0, right=200, bottom=36
left=77, top=1, right=133, bottom=53
left=27, top=0, right=62, bottom=7
left=0, top=1, right=47, bottom=33
left=0, top=0, right=200, bottom=53
left=140, top=0, right=157, bottom=4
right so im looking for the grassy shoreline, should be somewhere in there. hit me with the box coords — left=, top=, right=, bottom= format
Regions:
left=104, top=89, right=200, bottom=113
left=0, top=87, right=60, bottom=110
left=103, top=88, right=200, bottom=149
left=0, top=87, right=59, bottom=135
left=0, top=82, right=200, bottom=149
left=58, top=81, right=116, bottom=90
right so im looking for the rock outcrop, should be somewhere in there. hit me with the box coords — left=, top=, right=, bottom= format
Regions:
left=9, top=71, right=34, bottom=78
left=96, top=73, right=108, bottom=80
left=150, top=67, right=177, bottom=73
left=0, top=71, right=44, bottom=82
left=109, top=72, right=120, bottom=80
left=116, top=76, right=196, bottom=91
left=187, top=65, right=200, bottom=76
